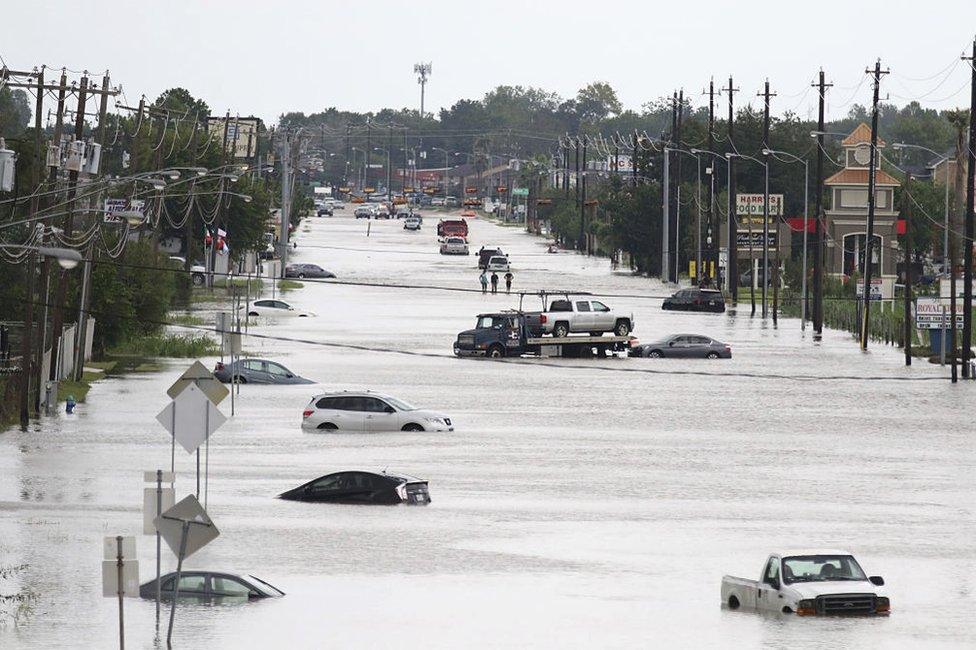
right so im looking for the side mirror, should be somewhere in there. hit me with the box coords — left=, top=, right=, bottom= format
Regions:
left=869, top=576, right=885, bottom=586
left=384, top=406, right=395, bottom=414
left=769, top=578, right=781, bottom=591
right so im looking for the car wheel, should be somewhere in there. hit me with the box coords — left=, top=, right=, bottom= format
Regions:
left=487, top=344, right=505, bottom=359
left=614, top=320, right=631, bottom=336
left=248, top=311, right=259, bottom=317
left=191, top=274, right=205, bottom=287
left=232, top=375, right=247, bottom=384
left=553, top=322, right=570, bottom=338
left=728, top=595, right=740, bottom=610
left=297, top=273, right=305, bottom=279
left=401, top=423, right=425, bottom=432
left=317, top=422, right=338, bottom=431
left=648, top=350, right=663, bottom=358
left=706, top=352, right=720, bottom=359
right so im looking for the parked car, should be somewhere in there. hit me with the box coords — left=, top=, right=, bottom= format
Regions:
left=532, top=298, right=633, bottom=337
left=278, top=470, right=430, bottom=505
left=140, top=572, right=284, bottom=601
left=354, top=206, right=373, bottom=219
left=403, top=216, right=422, bottom=230
left=722, top=551, right=889, bottom=617
left=486, top=255, right=510, bottom=272
left=477, top=246, right=504, bottom=269
left=662, top=288, right=726, bottom=313
left=213, top=359, right=313, bottom=384
left=284, top=263, right=335, bottom=279
left=630, top=334, right=731, bottom=359
left=169, top=256, right=207, bottom=287
left=445, top=196, right=459, bottom=207
left=246, top=299, right=313, bottom=318
left=440, top=237, right=469, bottom=255
left=301, top=391, right=453, bottom=432
left=431, top=197, right=446, bottom=206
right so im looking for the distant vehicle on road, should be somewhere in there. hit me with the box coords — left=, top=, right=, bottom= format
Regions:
left=722, top=551, right=889, bottom=617
left=486, top=255, right=510, bottom=272
left=316, top=205, right=333, bottom=217
left=629, top=334, right=731, bottom=359
left=213, top=358, right=313, bottom=384
left=301, top=391, right=453, bottom=432
left=278, top=470, right=430, bottom=505
left=285, top=263, right=335, bottom=279
left=445, top=196, right=459, bottom=207
left=140, top=572, right=284, bottom=601
left=330, top=199, right=345, bottom=210
left=168, top=256, right=207, bottom=286
left=440, top=236, right=469, bottom=255
left=354, top=206, right=373, bottom=219
left=662, top=288, right=726, bottom=313
left=247, top=299, right=313, bottom=318
left=396, top=208, right=412, bottom=219
left=477, top=246, right=504, bottom=269
left=431, top=197, right=446, bottom=206
left=533, top=298, right=633, bottom=337
left=403, top=216, right=422, bottom=230
left=437, top=219, right=468, bottom=238
left=460, top=209, right=476, bottom=217
left=375, top=205, right=391, bottom=219
left=454, top=311, right=634, bottom=359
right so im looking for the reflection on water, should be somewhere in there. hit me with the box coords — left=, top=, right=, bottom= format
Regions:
left=1, top=214, right=975, bottom=648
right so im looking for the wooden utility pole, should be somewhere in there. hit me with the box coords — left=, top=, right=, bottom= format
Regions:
left=706, top=78, right=717, bottom=284
left=723, top=77, right=739, bottom=300
left=903, top=176, right=914, bottom=366
left=961, top=40, right=975, bottom=376
left=859, top=59, right=889, bottom=351
left=759, top=79, right=776, bottom=319
left=812, top=70, right=832, bottom=337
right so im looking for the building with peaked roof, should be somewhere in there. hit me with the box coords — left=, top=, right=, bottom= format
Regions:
left=824, top=122, right=901, bottom=299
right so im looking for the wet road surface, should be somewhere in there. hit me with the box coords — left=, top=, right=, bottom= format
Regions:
left=2, top=211, right=974, bottom=648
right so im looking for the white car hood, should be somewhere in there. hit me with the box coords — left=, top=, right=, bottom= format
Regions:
left=407, top=409, right=450, bottom=421
left=788, top=581, right=883, bottom=598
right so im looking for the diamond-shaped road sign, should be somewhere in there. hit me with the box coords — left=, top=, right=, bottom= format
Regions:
left=156, top=383, right=227, bottom=454
left=167, top=360, right=229, bottom=405
left=154, top=494, right=220, bottom=560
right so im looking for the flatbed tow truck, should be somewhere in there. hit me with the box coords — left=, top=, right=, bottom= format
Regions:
left=453, top=291, right=637, bottom=358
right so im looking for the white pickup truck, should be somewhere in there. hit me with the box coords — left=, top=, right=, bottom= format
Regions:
left=533, top=298, right=633, bottom=337
left=721, top=550, right=890, bottom=617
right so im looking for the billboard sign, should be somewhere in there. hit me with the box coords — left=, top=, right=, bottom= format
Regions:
left=103, top=198, right=145, bottom=224
left=915, top=298, right=964, bottom=329
left=855, top=278, right=884, bottom=301
left=736, top=194, right=783, bottom=217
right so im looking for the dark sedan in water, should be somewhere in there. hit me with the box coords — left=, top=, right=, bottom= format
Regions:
left=629, top=334, right=732, bottom=359
left=278, top=470, right=431, bottom=505
left=284, top=263, right=336, bottom=279
left=662, top=288, right=726, bottom=313
left=139, top=571, right=284, bottom=601
left=213, top=359, right=313, bottom=384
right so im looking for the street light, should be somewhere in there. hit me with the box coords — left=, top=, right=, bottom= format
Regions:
left=764, top=148, right=811, bottom=330
left=1, top=244, right=83, bottom=269
left=892, top=142, right=952, bottom=271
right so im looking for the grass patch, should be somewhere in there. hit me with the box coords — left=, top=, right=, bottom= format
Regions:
left=278, top=280, right=304, bottom=291
left=170, top=313, right=207, bottom=327
left=57, top=366, right=112, bottom=403
left=109, top=333, right=219, bottom=358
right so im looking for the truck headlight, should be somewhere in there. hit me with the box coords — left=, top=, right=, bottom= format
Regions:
left=797, top=599, right=816, bottom=616
left=875, top=597, right=890, bottom=614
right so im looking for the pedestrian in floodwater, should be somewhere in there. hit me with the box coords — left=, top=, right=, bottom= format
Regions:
left=479, top=270, right=488, bottom=294
left=490, top=271, right=499, bottom=294
left=504, top=271, right=513, bottom=294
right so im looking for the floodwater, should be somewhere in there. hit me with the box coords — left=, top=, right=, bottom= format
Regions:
left=2, top=211, right=975, bottom=649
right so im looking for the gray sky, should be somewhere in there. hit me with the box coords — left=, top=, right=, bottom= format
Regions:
left=4, top=1, right=976, bottom=124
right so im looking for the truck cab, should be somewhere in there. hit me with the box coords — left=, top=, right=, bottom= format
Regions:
left=454, top=312, right=535, bottom=358
left=721, top=550, right=889, bottom=617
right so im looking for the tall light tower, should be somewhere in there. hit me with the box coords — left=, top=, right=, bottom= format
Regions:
left=414, top=62, right=432, bottom=119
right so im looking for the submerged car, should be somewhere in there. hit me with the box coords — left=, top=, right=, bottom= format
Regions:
left=403, top=216, right=422, bottom=230
left=284, top=263, right=336, bottom=279
left=301, top=391, right=453, bottom=432
left=213, top=359, right=313, bottom=384
left=662, top=288, right=726, bottom=313
left=630, top=334, right=731, bottom=359
left=246, top=299, right=313, bottom=318
left=140, top=572, right=284, bottom=601
left=278, top=470, right=430, bottom=505
left=440, top=236, right=469, bottom=255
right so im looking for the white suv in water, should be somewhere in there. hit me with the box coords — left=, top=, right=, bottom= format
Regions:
left=301, top=391, right=454, bottom=432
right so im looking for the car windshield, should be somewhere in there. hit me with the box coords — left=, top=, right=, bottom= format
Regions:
left=782, top=555, right=867, bottom=584
left=247, top=575, right=285, bottom=596
left=382, top=396, right=416, bottom=411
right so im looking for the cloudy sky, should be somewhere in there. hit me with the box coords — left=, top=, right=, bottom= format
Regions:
left=4, top=1, right=976, bottom=124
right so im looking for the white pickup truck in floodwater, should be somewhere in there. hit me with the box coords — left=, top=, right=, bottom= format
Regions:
left=721, top=550, right=890, bottom=617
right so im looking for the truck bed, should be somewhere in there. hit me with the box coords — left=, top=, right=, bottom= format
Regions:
left=526, top=335, right=630, bottom=346
left=721, top=576, right=759, bottom=609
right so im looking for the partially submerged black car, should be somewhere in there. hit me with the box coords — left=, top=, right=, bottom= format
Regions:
left=139, top=571, right=284, bottom=601
left=662, top=288, right=725, bottom=313
left=278, top=470, right=430, bottom=505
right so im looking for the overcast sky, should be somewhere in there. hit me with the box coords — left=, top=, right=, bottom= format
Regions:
left=4, top=1, right=976, bottom=125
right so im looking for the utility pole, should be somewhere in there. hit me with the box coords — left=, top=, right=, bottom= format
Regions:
left=759, top=79, right=776, bottom=319
left=904, top=176, right=914, bottom=366
left=48, top=73, right=89, bottom=384
left=365, top=118, right=371, bottom=197
left=574, top=137, right=580, bottom=221
left=632, top=130, right=639, bottom=186
left=674, top=90, right=684, bottom=283
left=859, top=59, right=889, bottom=351
left=706, top=78, right=716, bottom=284
left=961, top=40, right=975, bottom=377
left=387, top=124, right=393, bottom=202
left=668, top=91, right=677, bottom=283
left=812, top=70, right=832, bottom=338
left=663, top=144, right=670, bottom=282
left=579, top=137, right=587, bottom=252
left=279, top=130, right=292, bottom=277
left=723, top=77, right=739, bottom=300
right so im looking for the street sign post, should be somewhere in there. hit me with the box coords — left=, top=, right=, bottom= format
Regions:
left=855, top=278, right=884, bottom=302
left=166, top=360, right=228, bottom=405
left=102, top=535, right=138, bottom=649
left=155, top=495, right=219, bottom=647
left=156, top=382, right=226, bottom=501
left=143, top=470, right=175, bottom=624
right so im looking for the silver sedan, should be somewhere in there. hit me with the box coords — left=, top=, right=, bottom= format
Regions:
left=630, top=334, right=732, bottom=359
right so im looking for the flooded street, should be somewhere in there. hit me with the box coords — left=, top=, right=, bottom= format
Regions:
left=2, top=213, right=975, bottom=648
